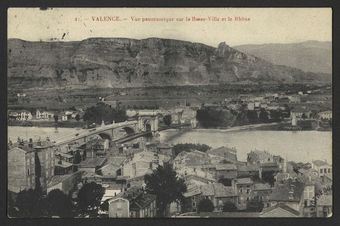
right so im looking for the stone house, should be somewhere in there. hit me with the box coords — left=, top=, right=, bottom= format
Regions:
left=311, top=160, right=332, bottom=177
left=108, top=187, right=157, bottom=218
left=231, top=177, right=254, bottom=210
left=8, top=139, right=56, bottom=193
left=266, top=180, right=305, bottom=214
left=260, top=203, right=301, bottom=217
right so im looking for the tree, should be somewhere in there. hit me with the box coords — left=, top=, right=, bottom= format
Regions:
left=83, top=102, right=127, bottom=125
left=259, top=109, right=269, bottom=123
left=77, top=182, right=105, bottom=216
left=15, top=189, right=42, bottom=217
left=197, top=198, right=214, bottom=212
left=196, top=107, right=235, bottom=128
left=163, top=115, right=172, bottom=126
left=261, top=171, right=276, bottom=187
left=247, top=110, right=259, bottom=124
left=44, top=189, right=74, bottom=217
left=75, top=114, right=80, bottom=122
left=53, top=114, right=59, bottom=123
left=73, top=150, right=82, bottom=164
left=222, top=201, right=237, bottom=212
left=247, top=199, right=264, bottom=212
left=144, top=164, right=187, bottom=217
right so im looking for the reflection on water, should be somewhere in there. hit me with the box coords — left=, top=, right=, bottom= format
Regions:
left=160, top=129, right=332, bottom=163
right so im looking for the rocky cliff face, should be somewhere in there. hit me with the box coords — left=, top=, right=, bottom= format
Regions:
left=8, top=38, right=329, bottom=90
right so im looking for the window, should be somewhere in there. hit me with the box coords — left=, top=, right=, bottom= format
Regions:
left=320, top=169, right=323, bottom=173
left=328, top=168, right=331, bottom=173
left=247, top=189, right=250, bottom=194
left=27, top=169, right=30, bottom=176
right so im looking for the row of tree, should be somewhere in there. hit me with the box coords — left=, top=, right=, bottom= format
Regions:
left=8, top=181, right=106, bottom=218
left=196, top=106, right=290, bottom=128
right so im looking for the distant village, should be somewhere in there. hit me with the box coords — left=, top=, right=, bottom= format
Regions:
left=8, top=87, right=332, bottom=131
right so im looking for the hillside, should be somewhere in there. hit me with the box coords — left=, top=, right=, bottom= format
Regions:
left=8, top=38, right=330, bottom=91
left=234, top=41, right=332, bottom=74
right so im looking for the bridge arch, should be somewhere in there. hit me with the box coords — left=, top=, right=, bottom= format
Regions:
left=121, top=126, right=135, bottom=135
left=98, top=132, right=112, bottom=140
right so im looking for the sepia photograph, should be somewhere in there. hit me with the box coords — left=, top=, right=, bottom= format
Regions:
left=7, top=8, right=332, bottom=218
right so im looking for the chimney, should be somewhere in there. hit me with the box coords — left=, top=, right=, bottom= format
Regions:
left=28, top=138, right=33, bottom=148
left=288, top=190, right=294, bottom=200
left=288, top=184, right=295, bottom=200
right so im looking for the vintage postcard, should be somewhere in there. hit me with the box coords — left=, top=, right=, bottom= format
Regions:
left=7, top=8, right=332, bottom=218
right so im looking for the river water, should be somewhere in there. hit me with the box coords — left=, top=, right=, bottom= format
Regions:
left=159, top=129, right=332, bottom=163
left=8, top=126, right=332, bottom=164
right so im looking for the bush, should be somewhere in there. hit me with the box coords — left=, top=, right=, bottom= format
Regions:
left=222, top=201, right=237, bottom=212
left=83, top=102, right=127, bottom=125
left=197, top=198, right=214, bottom=212
left=196, top=107, right=235, bottom=128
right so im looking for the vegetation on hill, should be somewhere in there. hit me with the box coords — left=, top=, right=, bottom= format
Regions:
left=83, top=102, right=127, bottom=125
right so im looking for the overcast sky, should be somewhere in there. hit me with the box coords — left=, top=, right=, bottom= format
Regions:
left=8, top=8, right=332, bottom=47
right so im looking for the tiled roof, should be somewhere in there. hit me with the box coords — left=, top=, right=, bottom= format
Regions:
left=237, top=164, right=259, bottom=172
left=200, top=183, right=237, bottom=198
left=260, top=162, right=279, bottom=167
left=253, top=183, right=271, bottom=191
left=207, top=146, right=237, bottom=162
left=9, top=146, right=32, bottom=153
left=260, top=203, right=301, bottom=217
left=269, top=180, right=304, bottom=202
left=79, top=157, right=107, bottom=168
left=215, top=164, right=237, bottom=171
left=233, top=177, right=253, bottom=184
left=47, top=171, right=83, bottom=187
left=313, top=160, right=330, bottom=167
left=200, top=183, right=215, bottom=196
left=55, top=161, right=73, bottom=168
left=130, top=193, right=156, bottom=210
left=117, top=187, right=156, bottom=209
left=183, top=184, right=201, bottom=197
left=56, top=151, right=73, bottom=158
left=214, top=184, right=236, bottom=198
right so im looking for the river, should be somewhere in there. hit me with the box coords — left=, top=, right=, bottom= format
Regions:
left=159, top=129, right=332, bottom=163
left=8, top=126, right=83, bottom=143
left=8, top=126, right=332, bottom=164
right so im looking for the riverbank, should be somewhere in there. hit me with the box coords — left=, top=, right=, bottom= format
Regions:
left=192, top=120, right=331, bottom=132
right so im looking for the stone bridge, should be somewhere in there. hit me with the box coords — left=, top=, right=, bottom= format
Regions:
left=54, top=115, right=160, bottom=150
